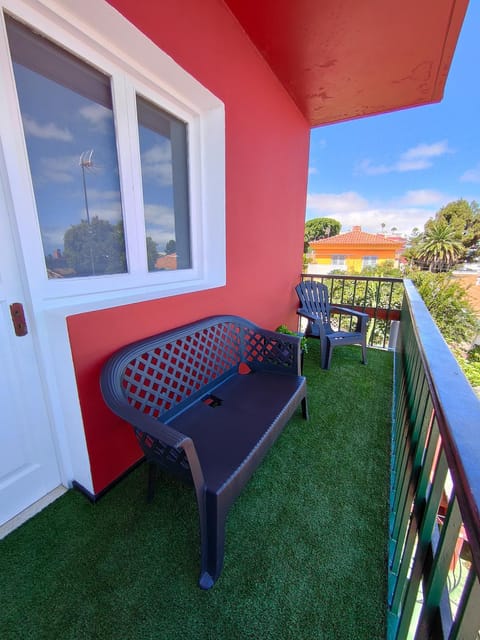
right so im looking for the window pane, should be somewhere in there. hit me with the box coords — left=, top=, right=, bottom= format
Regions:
left=363, top=256, right=377, bottom=267
left=137, top=96, right=191, bottom=271
left=6, top=17, right=126, bottom=279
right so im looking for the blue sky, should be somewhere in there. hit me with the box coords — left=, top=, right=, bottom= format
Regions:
left=306, top=1, right=480, bottom=237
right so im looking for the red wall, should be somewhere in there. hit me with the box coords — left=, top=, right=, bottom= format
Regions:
left=67, top=0, right=310, bottom=493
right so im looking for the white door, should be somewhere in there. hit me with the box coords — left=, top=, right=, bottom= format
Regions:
left=0, top=154, right=62, bottom=527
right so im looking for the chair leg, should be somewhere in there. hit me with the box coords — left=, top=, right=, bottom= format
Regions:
left=320, top=337, right=328, bottom=369
left=361, top=340, right=368, bottom=365
left=325, top=343, right=333, bottom=370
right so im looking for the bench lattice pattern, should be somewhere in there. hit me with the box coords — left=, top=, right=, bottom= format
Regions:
left=123, top=321, right=242, bottom=418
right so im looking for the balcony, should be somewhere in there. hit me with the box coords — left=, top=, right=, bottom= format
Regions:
left=1, top=277, right=479, bottom=639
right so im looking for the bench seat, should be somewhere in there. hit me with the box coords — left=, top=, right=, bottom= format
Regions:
left=172, top=370, right=306, bottom=492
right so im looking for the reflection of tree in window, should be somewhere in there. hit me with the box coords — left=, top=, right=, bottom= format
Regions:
left=63, top=218, right=126, bottom=276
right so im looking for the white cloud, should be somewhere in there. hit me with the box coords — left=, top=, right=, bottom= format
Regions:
left=86, top=204, right=123, bottom=224
left=397, top=189, right=447, bottom=207
left=79, top=104, right=111, bottom=131
left=307, top=191, right=369, bottom=214
left=144, top=203, right=174, bottom=231
left=141, top=142, right=172, bottom=186
left=39, top=155, right=78, bottom=183
left=357, top=140, right=452, bottom=175
left=395, top=158, right=432, bottom=172
left=402, top=141, right=450, bottom=160
left=356, top=159, right=390, bottom=176
left=308, top=166, right=318, bottom=175
left=306, top=189, right=452, bottom=235
left=41, top=227, right=66, bottom=252
left=86, top=188, right=121, bottom=202
left=22, top=115, right=73, bottom=142
left=144, top=203, right=175, bottom=249
left=460, top=163, right=480, bottom=183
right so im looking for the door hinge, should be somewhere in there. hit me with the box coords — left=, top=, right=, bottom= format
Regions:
left=9, top=302, right=28, bottom=337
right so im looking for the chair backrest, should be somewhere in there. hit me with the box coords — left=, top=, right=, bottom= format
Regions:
left=295, top=280, right=331, bottom=326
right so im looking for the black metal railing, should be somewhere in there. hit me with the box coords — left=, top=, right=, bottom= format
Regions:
left=388, top=279, right=480, bottom=639
left=300, top=273, right=404, bottom=348
left=298, top=273, right=480, bottom=637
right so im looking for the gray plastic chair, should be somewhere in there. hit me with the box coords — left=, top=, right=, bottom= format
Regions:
left=295, top=280, right=369, bottom=370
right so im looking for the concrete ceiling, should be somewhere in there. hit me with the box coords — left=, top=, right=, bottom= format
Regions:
left=225, top=0, right=469, bottom=127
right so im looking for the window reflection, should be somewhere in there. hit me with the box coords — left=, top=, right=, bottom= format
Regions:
left=137, top=96, right=191, bottom=271
left=6, top=17, right=126, bottom=278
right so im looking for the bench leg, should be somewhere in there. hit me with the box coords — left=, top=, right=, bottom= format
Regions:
left=197, top=491, right=228, bottom=590
left=301, top=396, right=309, bottom=420
left=147, top=461, right=156, bottom=503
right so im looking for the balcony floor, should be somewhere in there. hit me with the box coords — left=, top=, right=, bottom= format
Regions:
left=1, top=341, right=393, bottom=640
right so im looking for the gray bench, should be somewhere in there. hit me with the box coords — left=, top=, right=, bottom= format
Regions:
left=100, top=315, right=308, bottom=589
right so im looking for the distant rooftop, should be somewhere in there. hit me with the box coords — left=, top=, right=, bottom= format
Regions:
left=310, top=226, right=405, bottom=247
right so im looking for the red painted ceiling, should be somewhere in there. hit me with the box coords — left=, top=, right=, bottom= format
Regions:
left=224, top=0, right=469, bottom=127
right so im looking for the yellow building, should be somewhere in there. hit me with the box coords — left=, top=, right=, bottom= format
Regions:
left=308, top=225, right=405, bottom=274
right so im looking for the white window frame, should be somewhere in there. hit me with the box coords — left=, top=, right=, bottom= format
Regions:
left=0, top=0, right=226, bottom=314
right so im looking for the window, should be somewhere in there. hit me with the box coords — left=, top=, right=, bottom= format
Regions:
left=6, top=16, right=127, bottom=279
left=331, top=255, right=346, bottom=268
left=1, top=4, right=225, bottom=308
left=362, top=255, right=377, bottom=268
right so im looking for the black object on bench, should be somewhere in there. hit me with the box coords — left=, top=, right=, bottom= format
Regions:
left=100, top=315, right=308, bottom=589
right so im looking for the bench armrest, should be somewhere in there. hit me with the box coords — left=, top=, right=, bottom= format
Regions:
left=113, top=404, right=206, bottom=487
left=245, top=326, right=302, bottom=375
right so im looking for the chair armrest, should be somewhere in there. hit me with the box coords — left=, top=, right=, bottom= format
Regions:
left=330, top=306, right=369, bottom=333
left=296, top=307, right=318, bottom=322
left=330, top=305, right=368, bottom=319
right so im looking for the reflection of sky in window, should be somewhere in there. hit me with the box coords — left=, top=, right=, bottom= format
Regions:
left=13, top=62, right=123, bottom=256
left=138, top=125, right=175, bottom=254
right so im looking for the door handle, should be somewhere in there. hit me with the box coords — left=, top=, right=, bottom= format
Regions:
left=9, top=302, right=28, bottom=336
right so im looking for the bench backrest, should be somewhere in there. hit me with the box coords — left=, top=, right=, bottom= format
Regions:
left=103, top=315, right=288, bottom=423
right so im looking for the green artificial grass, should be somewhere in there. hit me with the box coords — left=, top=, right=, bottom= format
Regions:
left=1, top=341, right=393, bottom=640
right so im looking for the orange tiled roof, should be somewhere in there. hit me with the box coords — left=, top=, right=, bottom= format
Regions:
left=155, top=253, right=177, bottom=270
left=310, top=225, right=405, bottom=247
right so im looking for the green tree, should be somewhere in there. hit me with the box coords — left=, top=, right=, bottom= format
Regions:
left=415, top=220, right=464, bottom=271
left=429, top=199, right=480, bottom=259
left=146, top=236, right=160, bottom=271
left=64, top=217, right=126, bottom=276
left=165, top=239, right=176, bottom=254
left=304, top=217, right=341, bottom=252
left=409, top=271, right=478, bottom=344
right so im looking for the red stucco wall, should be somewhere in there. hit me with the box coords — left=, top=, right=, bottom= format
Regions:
left=67, top=0, right=310, bottom=493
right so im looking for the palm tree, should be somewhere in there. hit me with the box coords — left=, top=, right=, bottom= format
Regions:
left=416, top=221, right=464, bottom=271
